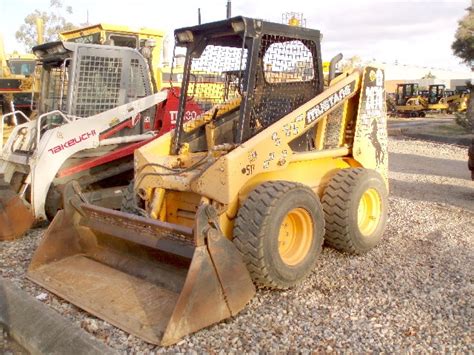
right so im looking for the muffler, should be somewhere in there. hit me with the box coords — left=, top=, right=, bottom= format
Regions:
left=27, top=182, right=255, bottom=345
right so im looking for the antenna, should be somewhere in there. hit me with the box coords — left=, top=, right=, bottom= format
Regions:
left=226, top=0, right=231, bottom=18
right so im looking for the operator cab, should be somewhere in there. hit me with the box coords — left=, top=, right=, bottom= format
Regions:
left=428, top=84, right=445, bottom=104
left=32, top=41, right=153, bottom=136
left=396, top=83, right=418, bottom=106
left=171, top=16, right=323, bottom=154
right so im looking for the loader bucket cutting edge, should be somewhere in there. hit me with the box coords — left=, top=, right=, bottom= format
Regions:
left=0, top=183, right=35, bottom=241
left=27, top=199, right=256, bottom=345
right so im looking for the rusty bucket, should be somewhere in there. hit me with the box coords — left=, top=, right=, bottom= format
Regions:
left=27, top=182, right=255, bottom=345
left=0, top=181, right=35, bottom=241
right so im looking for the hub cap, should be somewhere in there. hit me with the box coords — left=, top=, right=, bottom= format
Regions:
left=357, top=188, right=382, bottom=237
left=278, top=208, right=313, bottom=266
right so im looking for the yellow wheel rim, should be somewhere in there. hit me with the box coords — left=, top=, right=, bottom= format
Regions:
left=278, top=208, right=313, bottom=266
left=357, top=188, right=382, bottom=237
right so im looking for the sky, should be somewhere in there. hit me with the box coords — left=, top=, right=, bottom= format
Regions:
left=0, top=0, right=471, bottom=72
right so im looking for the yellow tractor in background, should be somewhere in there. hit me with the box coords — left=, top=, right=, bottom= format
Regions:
left=391, top=83, right=464, bottom=116
left=0, top=38, right=40, bottom=141
left=446, top=89, right=469, bottom=113
left=420, top=84, right=467, bottom=113
left=425, top=84, right=449, bottom=112
left=392, top=83, right=426, bottom=117
left=0, top=19, right=43, bottom=143
left=28, top=17, right=389, bottom=346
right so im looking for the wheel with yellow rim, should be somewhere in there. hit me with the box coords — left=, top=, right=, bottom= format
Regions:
left=233, top=181, right=325, bottom=289
left=322, top=168, right=388, bottom=254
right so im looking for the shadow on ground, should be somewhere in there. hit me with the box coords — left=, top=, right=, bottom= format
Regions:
left=389, top=152, right=471, bottom=181
left=389, top=178, right=474, bottom=211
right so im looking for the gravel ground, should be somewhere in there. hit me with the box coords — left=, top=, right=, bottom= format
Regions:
left=0, top=137, right=473, bottom=352
left=0, top=324, right=28, bottom=354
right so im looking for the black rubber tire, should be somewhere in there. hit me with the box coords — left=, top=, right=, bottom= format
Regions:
left=45, top=185, right=63, bottom=222
left=233, top=181, right=325, bottom=289
left=322, top=168, right=388, bottom=254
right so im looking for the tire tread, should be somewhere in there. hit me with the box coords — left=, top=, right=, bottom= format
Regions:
left=234, top=181, right=323, bottom=289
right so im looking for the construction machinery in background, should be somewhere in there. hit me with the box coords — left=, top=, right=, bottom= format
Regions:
left=0, top=49, right=38, bottom=117
left=60, top=23, right=242, bottom=99
left=0, top=38, right=40, bottom=140
left=446, top=89, right=469, bottom=113
left=28, top=17, right=388, bottom=345
left=392, top=83, right=426, bottom=117
left=0, top=40, right=201, bottom=240
left=0, top=19, right=43, bottom=118
left=59, top=23, right=169, bottom=90
left=425, top=84, right=449, bottom=112
left=1, top=18, right=44, bottom=145
left=390, top=83, right=466, bottom=117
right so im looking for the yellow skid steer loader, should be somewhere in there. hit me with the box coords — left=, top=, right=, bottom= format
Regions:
left=28, top=17, right=389, bottom=345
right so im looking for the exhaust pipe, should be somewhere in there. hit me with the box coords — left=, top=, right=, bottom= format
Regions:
left=226, top=0, right=231, bottom=18
left=329, top=53, right=343, bottom=83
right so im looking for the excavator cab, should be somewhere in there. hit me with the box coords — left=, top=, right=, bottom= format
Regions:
left=396, top=83, right=418, bottom=106
left=428, top=84, right=445, bottom=104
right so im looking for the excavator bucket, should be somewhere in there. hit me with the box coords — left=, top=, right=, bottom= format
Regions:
left=27, top=182, right=255, bottom=346
left=0, top=181, right=34, bottom=240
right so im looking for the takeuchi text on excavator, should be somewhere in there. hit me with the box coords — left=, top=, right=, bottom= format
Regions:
left=28, top=16, right=389, bottom=346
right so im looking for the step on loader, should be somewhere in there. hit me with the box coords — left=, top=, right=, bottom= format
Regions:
left=28, top=17, right=389, bottom=345
left=0, top=41, right=199, bottom=240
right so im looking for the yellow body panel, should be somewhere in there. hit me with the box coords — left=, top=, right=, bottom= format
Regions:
left=428, top=103, right=448, bottom=111
left=0, top=36, right=38, bottom=96
left=217, top=155, right=354, bottom=239
left=395, top=96, right=427, bottom=113
left=194, top=71, right=361, bottom=204
left=135, top=66, right=387, bottom=241
left=353, top=67, right=388, bottom=185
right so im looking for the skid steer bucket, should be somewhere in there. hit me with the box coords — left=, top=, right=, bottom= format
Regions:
left=0, top=181, right=35, bottom=240
left=27, top=182, right=255, bottom=345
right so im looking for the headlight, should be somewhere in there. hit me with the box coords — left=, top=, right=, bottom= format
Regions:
left=176, top=31, right=194, bottom=44
left=231, top=21, right=245, bottom=33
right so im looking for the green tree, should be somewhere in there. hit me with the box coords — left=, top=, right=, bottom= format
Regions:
left=452, top=6, right=474, bottom=134
left=15, top=0, right=76, bottom=51
left=452, top=6, right=474, bottom=68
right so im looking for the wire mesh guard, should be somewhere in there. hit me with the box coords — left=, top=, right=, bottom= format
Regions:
left=185, top=45, right=248, bottom=112
left=249, top=35, right=317, bottom=136
left=128, top=58, right=148, bottom=98
left=43, top=66, right=69, bottom=113
left=74, top=55, right=123, bottom=117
